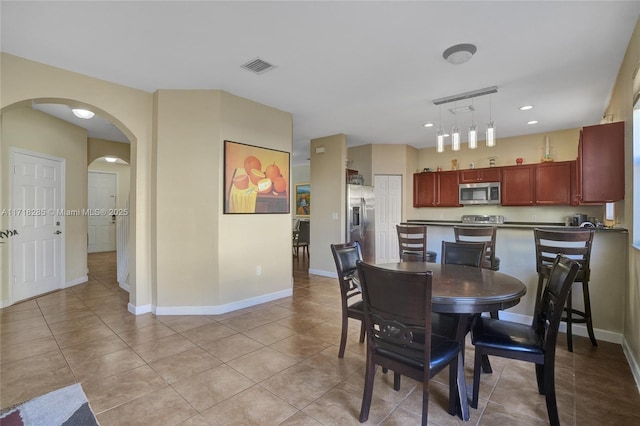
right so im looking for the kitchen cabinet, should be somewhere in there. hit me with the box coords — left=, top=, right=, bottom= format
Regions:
left=577, top=121, right=624, bottom=203
left=413, top=172, right=436, bottom=207
left=535, top=161, right=574, bottom=205
left=459, top=167, right=501, bottom=183
left=413, top=171, right=460, bottom=207
left=437, top=170, right=461, bottom=207
left=501, top=164, right=535, bottom=206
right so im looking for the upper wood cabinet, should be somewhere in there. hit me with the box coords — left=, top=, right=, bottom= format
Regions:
left=459, top=167, right=501, bottom=183
left=437, top=171, right=461, bottom=207
left=535, top=161, right=573, bottom=205
left=578, top=121, right=624, bottom=203
left=501, top=164, right=535, bottom=206
left=413, top=172, right=436, bottom=207
left=413, top=171, right=460, bottom=207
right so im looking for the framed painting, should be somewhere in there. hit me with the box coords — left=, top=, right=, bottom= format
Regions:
left=224, top=140, right=290, bottom=214
left=295, top=183, right=310, bottom=218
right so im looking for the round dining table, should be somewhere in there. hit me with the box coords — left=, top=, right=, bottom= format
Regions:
left=367, top=262, right=527, bottom=315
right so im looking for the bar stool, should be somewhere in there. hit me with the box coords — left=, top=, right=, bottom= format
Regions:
left=533, top=228, right=596, bottom=352
left=453, top=226, right=500, bottom=271
left=396, top=224, right=437, bottom=263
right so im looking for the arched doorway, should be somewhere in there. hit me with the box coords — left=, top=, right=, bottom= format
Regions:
left=1, top=99, right=136, bottom=305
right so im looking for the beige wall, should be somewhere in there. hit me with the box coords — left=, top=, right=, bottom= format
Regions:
left=1, top=107, right=89, bottom=299
left=1, top=52, right=153, bottom=308
left=310, top=134, right=346, bottom=275
left=88, top=138, right=131, bottom=164
left=152, top=90, right=293, bottom=310
left=605, top=17, right=640, bottom=383
left=347, top=144, right=372, bottom=185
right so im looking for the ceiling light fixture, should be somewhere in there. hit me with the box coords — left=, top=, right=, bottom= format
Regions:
left=432, top=86, right=498, bottom=152
left=442, top=43, right=477, bottom=65
left=424, top=122, right=434, bottom=128
left=486, top=94, right=496, bottom=147
left=520, top=105, right=534, bottom=111
left=105, top=157, right=117, bottom=163
left=71, top=108, right=95, bottom=119
left=527, top=120, right=539, bottom=125
left=436, top=105, right=444, bottom=153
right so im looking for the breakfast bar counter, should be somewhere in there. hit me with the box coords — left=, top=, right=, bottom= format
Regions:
left=404, top=219, right=628, bottom=344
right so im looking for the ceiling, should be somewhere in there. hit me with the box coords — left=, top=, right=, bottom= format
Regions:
left=2, top=2, right=639, bottom=165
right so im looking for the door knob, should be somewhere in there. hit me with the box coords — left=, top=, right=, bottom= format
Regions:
left=54, top=230, right=62, bottom=235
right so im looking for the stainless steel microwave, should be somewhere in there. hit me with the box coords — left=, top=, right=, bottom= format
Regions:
left=459, top=182, right=501, bottom=205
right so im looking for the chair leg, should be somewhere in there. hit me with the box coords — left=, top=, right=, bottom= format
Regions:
left=471, top=348, right=482, bottom=409
left=582, top=281, right=598, bottom=347
left=481, top=354, right=493, bottom=374
left=421, top=377, right=429, bottom=426
left=535, top=363, right=545, bottom=394
left=489, top=310, right=499, bottom=319
left=338, top=313, right=348, bottom=358
left=566, top=289, right=574, bottom=352
left=359, top=359, right=376, bottom=423
left=393, top=372, right=401, bottom=391
left=448, top=356, right=457, bottom=415
left=456, top=354, right=470, bottom=421
left=359, top=321, right=365, bottom=343
left=542, top=361, right=560, bottom=426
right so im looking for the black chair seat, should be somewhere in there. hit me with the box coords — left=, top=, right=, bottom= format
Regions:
left=347, top=300, right=365, bottom=316
left=377, top=335, right=460, bottom=371
left=472, top=317, right=543, bottom=355
left=483, top=256, right=500, bottom=271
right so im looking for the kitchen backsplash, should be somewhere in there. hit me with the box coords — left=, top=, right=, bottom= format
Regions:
left=408, top=204, right=606, bottom=225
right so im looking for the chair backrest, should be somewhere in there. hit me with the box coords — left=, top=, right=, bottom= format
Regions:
left=533, top=254, right=580, bottom=355
left=441, top=241, right=487, bottom=268
left=533, top=228, right=593, bottom=282
left=298, top=220, right=310, bottom=244
left=396, top=224, right=428, bottom=262
left=330, top=242, right=363, bottom=301
left=453, top=226, right=497, bottom=269
left=356, top=260, right=433, bottom=366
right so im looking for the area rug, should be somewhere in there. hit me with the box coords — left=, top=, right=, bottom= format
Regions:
left=0, top=383, right=99, bottom=426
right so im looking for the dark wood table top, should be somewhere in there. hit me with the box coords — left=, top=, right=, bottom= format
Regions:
left=356, top=262, right=527, bottom=315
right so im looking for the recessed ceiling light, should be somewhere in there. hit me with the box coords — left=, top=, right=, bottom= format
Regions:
left=520, top=105, right=534, bottom=111
left=424, top=123, right=434, bottom=128
left=527, top=120, right=539, bottom=125
left=443, top=133, right=450, bottom=138
left=442, top=43, right=477, bottom=65
left=72, top=108, right=95, bottom=119
left=105, top=157, right=117, bottom=163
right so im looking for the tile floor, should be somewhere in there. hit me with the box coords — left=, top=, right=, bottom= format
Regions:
left=1, top=252, right=639, bottom=425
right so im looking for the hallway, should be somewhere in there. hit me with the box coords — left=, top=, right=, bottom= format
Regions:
left=1, top=252, right=639, bottom=425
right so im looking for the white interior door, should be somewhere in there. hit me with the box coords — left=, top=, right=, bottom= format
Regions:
left=11, top=150, right=64, bottom=302
left=374, top=175, right=402, bottom=263
left=88, top=172, right=117, bottom=253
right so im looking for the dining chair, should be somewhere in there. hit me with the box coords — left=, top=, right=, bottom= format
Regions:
left=470, top=254, right=579, bottom=426
left=293, top=220, right=310, bottom=259
left=453, top=225, right=500, bottom=270
left=396, top=224, right=437, bottom=263
left=534, top=228, right=596, bottom=352
left=356, top=261, right=467, bottom=425
left=441, top=240, right=487, bottom=268
left=330, top=242, right=366, bottom=358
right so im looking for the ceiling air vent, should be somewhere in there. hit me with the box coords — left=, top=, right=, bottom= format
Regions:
left=241, top=58, right=276, bottom=74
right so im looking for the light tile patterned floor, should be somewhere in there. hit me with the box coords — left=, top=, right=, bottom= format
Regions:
left=1, top=251, right=639, bottom=425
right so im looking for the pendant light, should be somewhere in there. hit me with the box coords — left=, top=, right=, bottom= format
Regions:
left=468, top=99, right=477, bottom=149
left=451, top=105, right=460, bottom=151
left=486, top=94, right=496, bottom=147
left=436, top=105, right=444, bottom=153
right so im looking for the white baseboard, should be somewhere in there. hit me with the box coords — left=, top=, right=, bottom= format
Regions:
left=623, top=338, right=640, bottom=394
left=126, top=288, right=294, bottom=316
left=308, top=268, right=336, bottom=278
left=65, top=275, right=88, bottom=288
left=128, top=303, right=152, bottom=315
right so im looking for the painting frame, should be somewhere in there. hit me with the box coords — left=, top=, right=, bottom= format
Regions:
left=295, top=183, right=310, bottom=218
left=223, top=140, right=290, bottom=214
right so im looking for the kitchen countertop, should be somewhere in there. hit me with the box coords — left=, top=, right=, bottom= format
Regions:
left=405, top=220, right=628, bottom=232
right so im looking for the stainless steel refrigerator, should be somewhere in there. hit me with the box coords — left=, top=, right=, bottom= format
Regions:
left=346, top=184, right=375, bottom=263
